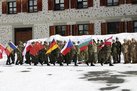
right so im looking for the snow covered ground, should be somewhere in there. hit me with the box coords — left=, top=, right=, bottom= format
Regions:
left=0, top=33, right=137, bottom=91
left=0, top=54, right=137, bottom=91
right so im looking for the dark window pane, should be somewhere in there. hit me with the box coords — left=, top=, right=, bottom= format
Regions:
left=28, top=0, right=38, bottom=13
left=55, top=25, right=66, bottom=36
left=54, top=0, right=64, bottom=10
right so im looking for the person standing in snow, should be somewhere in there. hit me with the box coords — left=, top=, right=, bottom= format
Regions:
left=16, top=41, right=24, bottom=65
left=43, top=41, right=50, bottom=66
left=115, top=37, right=121, bottom=63
left=111, top=39, right=118, bottom=64
left=122, top=39, right=129, bottom=64
left=130, top=38, right=137, bottom=63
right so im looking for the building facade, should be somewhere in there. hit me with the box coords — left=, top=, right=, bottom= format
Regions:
left=0, top=0, right=137, bottom=45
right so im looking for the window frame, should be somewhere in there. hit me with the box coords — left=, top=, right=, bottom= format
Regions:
left=107, top=0, right=119, bottom=6
left=7, top=1, right=17, bottom=14
left=28, top=0, right=38, bottom=13
left=77, top=0, right=88, bottom=9
left=133, top=21, right=137, bottom=32
left=54, top=0, right=65, bottom=11
left=132, top=0, right=137, bottom=4
left=55, top=25, right=66, bottom=36
left=107, top=22, right=119, bottom=34
left=78, top=24, right=89, bottom=35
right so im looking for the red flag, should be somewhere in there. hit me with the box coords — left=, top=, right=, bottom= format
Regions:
left=0, top=44, right=5, bottom=59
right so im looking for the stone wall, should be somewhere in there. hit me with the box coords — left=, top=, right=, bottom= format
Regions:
left=0, top=0, right=137, bottom=44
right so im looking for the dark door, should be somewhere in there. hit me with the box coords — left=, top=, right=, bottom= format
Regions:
left=15, top=27, right=32, bottom=45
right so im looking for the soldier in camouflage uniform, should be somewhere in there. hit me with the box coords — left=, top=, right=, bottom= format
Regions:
left=111, top=39, right=118, bottom=63
left=115, top=37, right=121, bottom=63
left=130, top=38, right=137, bottom=63
left=101, top=40, right=113, bottom=66
left=122, top=39, right=129, bottom=64
left=70, top=43, right=78, bottom=66
left=127, top=40, right=132, bottom=63
left=81, top=47, right=89, bottom=66
left=88, top=39, right=96, bottom=66
left=43, top=41, right=50, bottom=66
left=16, top=41, right=25, bottom=65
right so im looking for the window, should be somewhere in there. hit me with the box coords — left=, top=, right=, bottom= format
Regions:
left=8, top=1, right=16, bottom=14
left=133, top=21, right=137, bottom=32
left=107, top=0, right=119, bottom=6
left=55, top=25, right=66, bottom=36
left=77, top=0, right=88, bottom=9
left=54, top=0, right=64, bottom=10
left=28, top=0, right=38, bottom=13
left=78, top=24, right=88, bottom=35
left=132, top=0, right=137, bottom=4
left=107, top=22, right=119, bottom=34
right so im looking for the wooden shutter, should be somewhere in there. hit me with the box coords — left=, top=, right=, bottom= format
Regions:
left=65, top=25, right=70, bottom=36
left=72, top=25, right=78, bottom=35
left=37, top=0, right=42, bottom=11
left=71, top=0, right=77, bottom=8
left=127, top=21, right=133, bottom=32
left=100, top=0, right=107, bottom=6
left=126, top=0, right=132, bottom=4
left=64, top=0, right=69, bottom=9
left=17, top=0, right=21, bottom=13
left=50, top=26, right=55, bottom=36
left=88, top=23, right=94, bottom=35
left=119, top=0, right=125, bottom=4
left=22, top=0, right=28, bottom=12
left=101, top=23, right=107, bottom=35
left=2, top=0, right=7, bottom=14
left=48, top=0, right=54, bottom=10
left=88, top=0, right=93, bottom=7
left=119, top=22, right=125, bottom=33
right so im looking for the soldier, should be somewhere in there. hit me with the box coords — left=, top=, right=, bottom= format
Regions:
left=122, top=39, right=129, bottom=64
left=43, top=41, right=50, bottom=66
left=115, top=37, right=121, bottom=63
left=130, top=38, right=137, bottom=63
left=111, top=39, right=118, bottom=63
left=101, top=39, right=113, bottom=66
left=88, top=39, right=96, bottom=66
left=70, top=43, right=78, bottom=66
left=25, top=44, right=32, bottom=65
left=127, top=40, right=132, bottom=63
left=98, top=40, right=104, bottom=63
left=16, top=41, right=25, bottom=65
left=81, top=47, right=89, bottom=66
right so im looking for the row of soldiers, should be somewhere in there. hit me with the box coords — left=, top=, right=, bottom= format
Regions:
left=6, top=38, right=137, bottom=66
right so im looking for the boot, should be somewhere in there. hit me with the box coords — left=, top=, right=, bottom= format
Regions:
left=109, top=63, right=114, bottom=66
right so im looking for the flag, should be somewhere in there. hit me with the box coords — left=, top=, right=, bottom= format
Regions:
left=46, top=39, right=59, bottom=54
left=104, top=36, right=113, bottom=46
left=98, top=36, right=113, bottom=48
left=8, top=42, right=17, bottom=50
left=0, top=44, right=5, bottom=59
left=5, top=42, right=17, bottom=56
left=78, top=38, right=92, bottom=51
left=61, top=39, right=73, bottom=56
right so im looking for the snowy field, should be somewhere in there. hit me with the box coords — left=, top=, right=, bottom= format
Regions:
left=0, top=54, right=137, bottom=91
left=0, top=33, right=137, bottom=91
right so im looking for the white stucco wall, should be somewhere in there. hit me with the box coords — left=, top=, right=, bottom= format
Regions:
left=0, top=0, right=137, bottom=44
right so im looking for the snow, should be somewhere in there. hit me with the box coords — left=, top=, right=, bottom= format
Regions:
left=0, top=33, right=137, bottom=91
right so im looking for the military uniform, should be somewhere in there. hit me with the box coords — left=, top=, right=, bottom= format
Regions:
left=115, top=38, right=121, bottom=63
left=111, top=41, right=118, bottom=63
left=122, top=40, right=129, bottom=64
left=130, top=39, right=137, bottom=63
left=16, top=41, right=24, bottom=65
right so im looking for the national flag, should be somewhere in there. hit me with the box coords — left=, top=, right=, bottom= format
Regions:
left=46, top=39, right=59, bottom=54
left=104, top=36, right=113, bottom=46
left=98, top=36, right=113, bottom=48
left=0, top=44, right=5, bottom=59
left=61, top=39, right=73, bottom=56
left=5, top=42, right=17, bottom=56
left=8, top=42, right=17, bottom=50
left=78, top=38, right=92, bottom=51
